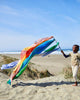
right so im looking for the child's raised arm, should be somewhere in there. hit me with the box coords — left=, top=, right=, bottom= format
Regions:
left=61, top=50, right=70, bottom=58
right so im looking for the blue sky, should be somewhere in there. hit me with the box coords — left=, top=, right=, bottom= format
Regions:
left=0, top=0, right=80, bottom=51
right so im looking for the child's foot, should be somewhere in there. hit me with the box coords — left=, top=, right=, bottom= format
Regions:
left=72, top=84, right=77, bottom=86
left=72, top=82, right=78, bottom=86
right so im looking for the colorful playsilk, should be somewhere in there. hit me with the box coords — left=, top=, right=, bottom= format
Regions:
left=42, top=47, right=59, bottom=57
left=7, top=36, right=59, bottom=85
left=20, top=36, right=54, bottom=60
left=15, top=39, right=55, bottom=78
left=1, top=61, right=19, bottom=70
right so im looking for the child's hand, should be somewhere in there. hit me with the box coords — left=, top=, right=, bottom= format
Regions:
left=61, top=50, right=64, bottom=54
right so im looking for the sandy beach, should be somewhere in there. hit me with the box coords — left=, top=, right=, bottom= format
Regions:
left=0, top=54, right=80, bottom=100
left=3, top=54, right=71, bottom=75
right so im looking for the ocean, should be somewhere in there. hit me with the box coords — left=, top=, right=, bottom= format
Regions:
left=0, top=49, right=77, bottom=55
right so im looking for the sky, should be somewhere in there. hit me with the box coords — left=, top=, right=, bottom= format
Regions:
left=0, top=0, right=80, bottom=51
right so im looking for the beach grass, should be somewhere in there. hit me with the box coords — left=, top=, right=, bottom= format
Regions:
left=0, top=54, right=18, bottom=75
left=63, top=65, right=80, bottom=80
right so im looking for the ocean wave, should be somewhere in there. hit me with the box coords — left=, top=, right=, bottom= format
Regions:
left=0, top=52, right=21, bottom=54
left=0, top=50, right=80, bottom=55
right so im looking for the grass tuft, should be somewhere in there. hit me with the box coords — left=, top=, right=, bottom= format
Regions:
left=63, top=65, right=80, bottom=80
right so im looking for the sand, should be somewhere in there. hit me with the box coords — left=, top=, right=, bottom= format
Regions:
left=3, top=54, right=71, bottom=75
left=0, top=54, right=80, bottom=100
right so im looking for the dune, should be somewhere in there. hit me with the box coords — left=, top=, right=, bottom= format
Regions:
left=3, top=54, right=71, bottom=75
left=0, top=54, right=80, bottom=100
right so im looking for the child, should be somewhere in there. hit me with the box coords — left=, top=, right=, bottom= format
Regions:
left=61, top=44, right=80, bottom=86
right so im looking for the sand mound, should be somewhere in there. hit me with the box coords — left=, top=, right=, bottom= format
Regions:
left=0, top=55, right=53, bottom=81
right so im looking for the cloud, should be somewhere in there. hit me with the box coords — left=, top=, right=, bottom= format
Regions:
left=0, top=33, right=38, bottom=51
left=0, top=5, right=18, bottom=16
left=64, top=16, right=77, bottom=23
left=58, top=14, right=78, bottom=23
left=76, top=0, right=80, bottom=2
left=0, top=4, right=57, bottom=36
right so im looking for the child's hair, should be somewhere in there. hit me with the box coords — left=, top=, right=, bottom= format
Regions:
left=73, top=44, right=79, bottom=51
